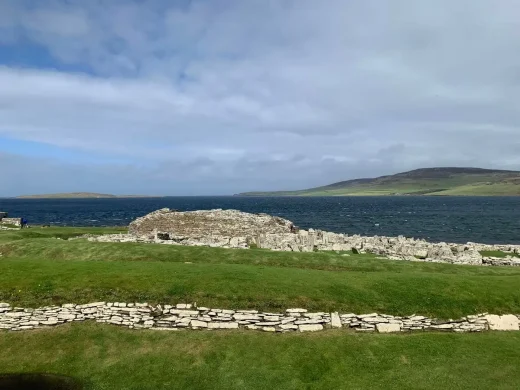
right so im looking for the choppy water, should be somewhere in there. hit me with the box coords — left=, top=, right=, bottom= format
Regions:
left=1, top=196, right=519, bottom=244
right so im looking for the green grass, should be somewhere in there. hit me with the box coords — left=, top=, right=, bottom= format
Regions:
left=1, top=227, right=520, bottom=318
left=480, top=250, right=520, bottom=258
left=2, top=227, right=520, bottom=389
left=1, top=323, right=520, bottom=390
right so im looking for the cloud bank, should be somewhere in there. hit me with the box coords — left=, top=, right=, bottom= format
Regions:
left=1, top=0, right=520, bottom=196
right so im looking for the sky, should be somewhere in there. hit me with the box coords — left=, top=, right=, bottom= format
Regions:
left=1, top=0, right=520, bottom=196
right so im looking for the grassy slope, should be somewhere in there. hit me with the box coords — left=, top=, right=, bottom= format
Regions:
left=2, top=323, right=520, bottom=390
left=240, top=168, right=520, bottom=196
left=1, top=228, right=520, bottom=318
left=2, top=227, right=520, bottom=389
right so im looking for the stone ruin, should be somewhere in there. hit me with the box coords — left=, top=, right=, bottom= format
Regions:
left=0, top=212, right=22, bottom=229
left=126, top=208, right=297, bottom=248
left=86, top=208, right=520, bottom=267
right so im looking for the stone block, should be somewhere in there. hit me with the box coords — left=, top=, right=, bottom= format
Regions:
left=486, top=315, right=520, bottom=331
left=376, top=323, right=401, bottom=333
left=208, top=322, right=239, bottom=329
left=191, top=320, right=208, bottom=328
left=234, top=314, right=261, bottom=321
left=330, top=312, right=342, bottom=328
left=280, top=324, right=298, bottom=330
left=298, top=324, right=323, bottom=332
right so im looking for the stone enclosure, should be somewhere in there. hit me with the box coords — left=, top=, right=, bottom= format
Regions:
left=0, top=212, right=22, bottom=228
left=87, top=208, right=520, bottom=267
left=1, top=302, right=519, bottom=333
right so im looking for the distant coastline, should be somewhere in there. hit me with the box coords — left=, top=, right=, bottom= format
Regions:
left=238, top=167, right=520, bottom=197
left=15, top=192, right=161, bottom=199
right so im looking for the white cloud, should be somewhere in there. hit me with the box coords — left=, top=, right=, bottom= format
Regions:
left=0, top=0, right=520, bottom=195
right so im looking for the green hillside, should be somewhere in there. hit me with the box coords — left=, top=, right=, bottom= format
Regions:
left=239, top=167, right=520, bottom=196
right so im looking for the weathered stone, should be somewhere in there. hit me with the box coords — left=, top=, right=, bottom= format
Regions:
left=208, top=322, right=239, bottom=330
left=294, top=319, right=323, bottom=325
left=191, top=320, right=208, bottom=328
left=256, top=322, right=281, bottom=326
left=128, top=209, right=297, bottom=245
left=486, top=314, right=520, bottom=331
left=280, top=324, right=298, bottom=330
left=234, top=314, right=261, bottom=321
left=57, top=314, right=76, bottom=321
left=376, top=323, right=401, bottom=333
left=19, top=321, right=39, bottom=327
left=80, top=208, right=520, bottom=267
left=299, top=324, right=323, bottom=332
left=430, top=324, right=454, bottom=330
left=330, top=312, right=342, bottom=328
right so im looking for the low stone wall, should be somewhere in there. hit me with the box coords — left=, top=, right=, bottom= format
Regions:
left=1, top=302, right=519, bottom=333
left=0, top=217, right=22, bottom=227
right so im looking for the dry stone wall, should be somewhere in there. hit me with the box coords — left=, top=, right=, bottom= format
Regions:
left=129, top=208, right=297, bottom=238
left=1, top=302, right=519, bottom=333
left=0, top=217, right=22, bottom=227
left=86, top=208, right=520, bottom=267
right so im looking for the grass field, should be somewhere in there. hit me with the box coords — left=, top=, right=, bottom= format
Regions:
left=1, top=227, right=520, bottom=317
left=2, top=227, right=520, bottom=389
left=1, top=323, right=520, bottom=390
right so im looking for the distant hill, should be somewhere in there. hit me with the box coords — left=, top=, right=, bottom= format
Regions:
left=15, top=193, right=157, bottom=199
left=238, top=167, right=520, bottom=196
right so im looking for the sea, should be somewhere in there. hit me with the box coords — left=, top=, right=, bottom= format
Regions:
left=1, top=196, right=519, bottom=244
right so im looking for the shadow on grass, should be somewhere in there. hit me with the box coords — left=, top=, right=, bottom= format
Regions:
left=0, top=373, right=84, bottom=390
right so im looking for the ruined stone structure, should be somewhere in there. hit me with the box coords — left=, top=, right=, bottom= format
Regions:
left=0, top=216, right=22, bottom=227
left=129, top=208, right=297, bottom=237
left=86, top=208, right=520, bottom=267
left=1, top=302, right=518, bottom=333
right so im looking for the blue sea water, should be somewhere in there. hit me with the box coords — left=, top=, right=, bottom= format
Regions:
left=1, top=196, right=519, bottom=244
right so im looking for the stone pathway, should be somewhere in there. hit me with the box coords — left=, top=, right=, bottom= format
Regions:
left=1, top=302, right=519, bottom=333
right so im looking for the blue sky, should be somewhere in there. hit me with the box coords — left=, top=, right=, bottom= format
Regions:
left=1, top=0, right=520, bottom=196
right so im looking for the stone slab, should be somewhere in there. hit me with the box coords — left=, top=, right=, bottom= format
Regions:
left=376, top=323, right=401, bottom=333
left=486, top=314, right=520, bottom=331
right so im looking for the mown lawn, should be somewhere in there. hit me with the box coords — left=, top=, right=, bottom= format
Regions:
left=1, top=227, right=520, bottom=318
left=1, top=323, right=520, bottom=390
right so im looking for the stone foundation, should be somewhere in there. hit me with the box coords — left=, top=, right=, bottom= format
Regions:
left=0, top=217, right=22, bottom=227
left=1, top=302, right=518, bottom=333
left=74, top=208, right=520, bottom=266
